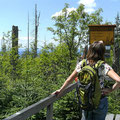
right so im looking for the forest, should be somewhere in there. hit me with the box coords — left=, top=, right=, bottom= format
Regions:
left=1, top=3, right=120, bottom=120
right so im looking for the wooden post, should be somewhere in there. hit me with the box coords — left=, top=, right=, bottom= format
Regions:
left=112, top=39, right=120, bottom=73
left=112, top=22, right=120, bottom=73
left=46, top=103, right=53, bottom=120
left=3, top=83, right=78, bottom=120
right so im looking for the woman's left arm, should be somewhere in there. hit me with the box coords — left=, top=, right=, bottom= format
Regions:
left=107, top=69, right=120, bottom=91
left=102, top=69, right=120, bottom=95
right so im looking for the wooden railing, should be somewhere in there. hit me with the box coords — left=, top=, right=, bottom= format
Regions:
left=3, top=82, right=120, bottom=120
left=3, top=82, right=78, bottom=120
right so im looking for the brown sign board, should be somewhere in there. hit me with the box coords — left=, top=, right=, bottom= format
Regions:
left=88, top=25, right=116, bottom=45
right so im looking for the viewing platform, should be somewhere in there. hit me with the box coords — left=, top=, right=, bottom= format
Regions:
left=3, top=82, right=120, bottom=120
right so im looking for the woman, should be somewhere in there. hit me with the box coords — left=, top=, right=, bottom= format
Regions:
left=52, top=41, right=120, bottom=120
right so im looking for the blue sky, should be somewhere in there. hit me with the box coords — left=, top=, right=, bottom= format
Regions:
left=0, top=0, right=120, bottom=49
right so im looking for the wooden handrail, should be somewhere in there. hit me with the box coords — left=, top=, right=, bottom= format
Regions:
left=3, top=82, right=77, bottom=120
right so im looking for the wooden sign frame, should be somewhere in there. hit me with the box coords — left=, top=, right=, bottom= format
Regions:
left=88, top=25, right=116, bottom=45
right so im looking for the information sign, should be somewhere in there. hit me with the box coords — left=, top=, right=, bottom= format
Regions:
left=88, top=25, right=116, bottom=45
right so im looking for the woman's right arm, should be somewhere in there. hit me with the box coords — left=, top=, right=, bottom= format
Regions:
left=52, top=69, right=78, bottom=96
left=52, top=60, right=82, bottom=96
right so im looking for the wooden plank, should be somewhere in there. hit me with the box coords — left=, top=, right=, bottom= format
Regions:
left=106, top=114, right=114, bottom=120
left=3, top=82, right=77, bottom=120
left=115, top=114, right=120, bottom=120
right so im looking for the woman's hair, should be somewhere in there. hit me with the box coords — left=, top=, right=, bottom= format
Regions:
left=86, top=41, right=105, bottom=61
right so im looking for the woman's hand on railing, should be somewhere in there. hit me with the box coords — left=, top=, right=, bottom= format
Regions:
left=52, top=89, right=62, bottom=97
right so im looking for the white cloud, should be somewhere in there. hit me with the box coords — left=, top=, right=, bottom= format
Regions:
left=52, top=10, right=63, bottom=17
left=78, top=0, right=96, bottom=7
left=0, top=36, right=56, bottom=49
left=52, top=7, right=76, bottom=17
left=67, top=7, right=77, bottom=13
left=40, top=37, right=59, bottom=47
left=52, top=0, right=96, bottom=17
left=78, top=0, right=96, bottom=13
left=19, top=36, right=34, bottom=41
left=84, top=8, right=95, bottom=13
left=19, top=36, right=34, bottom=48
left=0, top=36, right=31, bottom=48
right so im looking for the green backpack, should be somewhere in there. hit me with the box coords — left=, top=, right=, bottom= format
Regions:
left=78, top=59, right=104, bottom=111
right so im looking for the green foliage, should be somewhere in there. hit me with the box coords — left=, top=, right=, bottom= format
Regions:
left=0, top=42, right=77, bottom=119
left=53, top=90, right=82, bottom=120
left=1, top=2, right=119, bottom=120
left=0, top=43, right=120, bottom=119
left=47, top=3, right=103, bottom=59
left=108, top=90, right=120, bottom=114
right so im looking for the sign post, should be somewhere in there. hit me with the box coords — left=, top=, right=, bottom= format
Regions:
left=88, top=25, right=116, bottom=58
left=88, top=25, right=120, bottom=73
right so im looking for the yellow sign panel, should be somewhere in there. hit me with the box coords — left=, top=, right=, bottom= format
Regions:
left=88, top=25, right=116, bottom=45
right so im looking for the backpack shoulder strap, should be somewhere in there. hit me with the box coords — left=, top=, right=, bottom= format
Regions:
left=81, top=59, right=87, bottom=68
left=95, top=60, right=105, bottom=68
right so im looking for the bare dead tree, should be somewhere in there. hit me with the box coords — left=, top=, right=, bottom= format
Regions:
left=28, top=12, right=30, bottom=55
left=34, top=4, right=40, bottom=58
left=11, top=25, right=19, bottom=80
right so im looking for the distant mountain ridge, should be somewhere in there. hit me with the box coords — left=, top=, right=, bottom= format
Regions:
left=18, top=48, right=42, bottom=55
